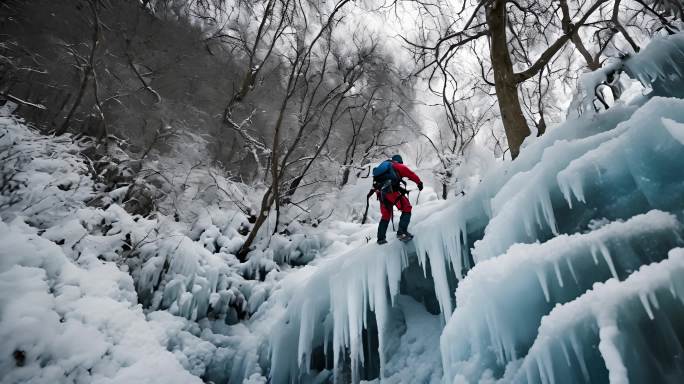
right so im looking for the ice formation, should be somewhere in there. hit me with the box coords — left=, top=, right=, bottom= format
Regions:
left=441, top=211, right=683, bottom=382
left=511, top=248, right=684, bottom=384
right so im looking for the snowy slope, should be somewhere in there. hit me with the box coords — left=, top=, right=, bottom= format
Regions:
left=0, top=219, right=205, bottom=384
left=0, top=114, right=203, bottom=383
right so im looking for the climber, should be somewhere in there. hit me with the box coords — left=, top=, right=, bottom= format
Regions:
left=367, top=154, right=423, bottom=244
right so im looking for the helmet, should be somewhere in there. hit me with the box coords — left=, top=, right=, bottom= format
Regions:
left=391, top=154, right=403, bottom=164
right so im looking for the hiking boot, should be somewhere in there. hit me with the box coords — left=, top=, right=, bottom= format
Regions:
left=377, top=238, right=388, bottom=245
left=397, top=232, right=413, bottom=242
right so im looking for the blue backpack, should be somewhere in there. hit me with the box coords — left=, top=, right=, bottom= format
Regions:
left=372, top=160, right=401, bottom=193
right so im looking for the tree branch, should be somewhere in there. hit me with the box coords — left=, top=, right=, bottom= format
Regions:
left=514, top=0, right=608, bottom=83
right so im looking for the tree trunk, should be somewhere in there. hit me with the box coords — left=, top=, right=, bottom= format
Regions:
left=341, top=166, right=351, bottom=187
left=486, top=0, right=530, bottom=159
left=237, top=75, right=291, bottom=260
left=237, top=187, right=274, bottom=261
left=56, top=69, right=91, bottom=136
left=57, top=0, right=100, bottom=136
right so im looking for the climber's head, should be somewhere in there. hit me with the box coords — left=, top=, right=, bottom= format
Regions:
left=391, top=154, right=403, bottom=164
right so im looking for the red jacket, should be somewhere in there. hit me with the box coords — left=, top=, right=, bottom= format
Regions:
left=391, top=161, right=421, bottom=185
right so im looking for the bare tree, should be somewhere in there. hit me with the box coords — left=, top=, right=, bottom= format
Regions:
left=55, top=0, right=101, bottom=137
left=404, top=0, right=677, bottom=158
left=219, top=0, right=293, bottom=120
left=337, top=52, right=415, bottom=187
left=400, top=88, right=492, bottom=199
left=236, top=0, right=357, bottom=260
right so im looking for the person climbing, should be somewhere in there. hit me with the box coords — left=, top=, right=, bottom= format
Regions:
left=368, top=154, right=423, bottom=244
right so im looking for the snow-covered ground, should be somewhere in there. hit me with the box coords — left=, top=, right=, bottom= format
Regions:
left=0, top=112, right=204, bottom=383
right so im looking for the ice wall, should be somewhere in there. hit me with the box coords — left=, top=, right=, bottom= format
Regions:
left=623, top=32, right=684, bottom=98
left=512, top=248, right=684, bottom=384
left=475, top=96, right=684, bottom=262
left=265, top=94, right=684, bottom=381
left=441, top=211, right=683, bottom=382
left=268, top=240, right=411, bottom=383
left=409, top=101, right=640, bottom=286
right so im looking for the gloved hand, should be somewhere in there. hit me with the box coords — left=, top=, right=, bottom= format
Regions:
left=417, top=181, right=424, bottom=191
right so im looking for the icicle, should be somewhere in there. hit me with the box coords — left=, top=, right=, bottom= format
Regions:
left=569, top=332, right=590, bottom=383
left=536, top=268, right=551, bottom=302
left=558, top=177, right=574, bottom=209
left=297, top=301, right=311, bottom=369
left=373, top=259, right=389, bottom=380
left=560, top=338, right=572, bottom=367
left=426, top=246, right=454, bottom=321
left=542, top=350, right=556, bottom=384
left=589, top=244, right=600, bottom=265
left=534, top=197, right=544, bottom=231
left=346, top=276, right=364, bottom=383
left=539, top=189, right=559, bottom=235
left=414, top=239, right=428, bottom=277
left=553, top=261, right=564, bottom=288
left=598, top=242, right=618, bottom=279
left=362, top=273, right=368, bottom=331
left=536, top=356, right=548, bottom=384
left=648, top=291, right=660, bottom=310
left=566, top=258, right=579, bottom=285
left=558, top=170, right=586, bottom=206
left=639, top=292, right=655, bottom=320
left=331, top=279, right=347, bottom=379
left=449, top=224, right=465, bottom=278
left=386, top=246, right=405, bottom=305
